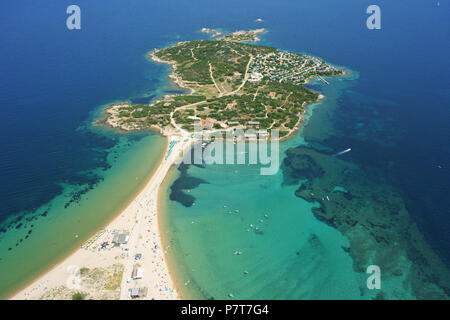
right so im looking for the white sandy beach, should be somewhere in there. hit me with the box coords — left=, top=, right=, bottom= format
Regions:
left=11, top=134, right=193, bottom=300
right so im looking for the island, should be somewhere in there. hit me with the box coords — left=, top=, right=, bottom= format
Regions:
left=12, top=29, right=347, bottom=301
left=104, top=29, right=344, bottom=140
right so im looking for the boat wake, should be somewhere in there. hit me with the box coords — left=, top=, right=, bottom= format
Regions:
left=333, top=148, right=351, bottom=157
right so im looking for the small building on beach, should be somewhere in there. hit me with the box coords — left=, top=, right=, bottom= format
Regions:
left=244, top=133, right=257, bottom=140
left=257, top=129, right=268, bottom=136
left=129, top=287, right=148, bottom=298
left=112, top=233, right=129, bottom=247
left=132, top=267, right=144, bottom=280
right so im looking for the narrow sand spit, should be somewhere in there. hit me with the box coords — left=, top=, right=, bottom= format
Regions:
left=12, top=135, right=193, bottom=300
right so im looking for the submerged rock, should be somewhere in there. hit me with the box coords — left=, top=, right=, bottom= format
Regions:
left=280, top=145, right=450, bottom=299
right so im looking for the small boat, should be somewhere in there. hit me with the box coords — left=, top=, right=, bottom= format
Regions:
left=333, top=148, right=351, bottom=156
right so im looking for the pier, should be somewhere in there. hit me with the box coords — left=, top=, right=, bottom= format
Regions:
left=317, top=75, right=330, bottom=85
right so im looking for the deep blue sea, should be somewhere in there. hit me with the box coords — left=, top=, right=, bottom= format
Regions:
left=0, top=0, right=449, bottom=298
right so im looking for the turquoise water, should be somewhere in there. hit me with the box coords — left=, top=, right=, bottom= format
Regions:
left=161, top=71, right=442, bottom=300
left=160, top=74, right=380, bottom=300
left=0, top=1, right=181, bottom=298
left=0, top=128, right=165, bottom=298
left=1, top=0, right=449, bottom=300
left=161, top=144, right=375, bottom=299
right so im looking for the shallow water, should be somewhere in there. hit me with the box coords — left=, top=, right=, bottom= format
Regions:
left=161, top=71, right=449, bottom=299
left=160, top=138, right=372, bottom=299
left=0, top=129, right=165, bottom=298
left=1, top=0, right=448, bottom=299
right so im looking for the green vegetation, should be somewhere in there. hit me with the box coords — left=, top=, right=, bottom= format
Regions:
left=154, top=40, right=275, bottom=89
left=187, top=80, right=318, bottom=131
left=106, top=30, right=343, bottom=135
left=79, top=267, right=89, bottom=276
left=71, top=292, right=86, bottom=300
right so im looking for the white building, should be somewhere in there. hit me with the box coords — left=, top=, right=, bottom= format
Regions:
left=132, top=267, right=144, bottom=280
left=247, top=72, right=263, bottom=82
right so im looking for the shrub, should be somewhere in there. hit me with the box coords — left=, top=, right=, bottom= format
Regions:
left=72, top=292, right=86, bottom=300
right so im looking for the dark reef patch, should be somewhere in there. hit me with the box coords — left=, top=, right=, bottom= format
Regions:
left=63, top=175, right=101, bottom=209
left=130, top=94, right=156, bottom=104
left=282, top=149, right=325, bottom=184
left=281, top=146, right=450, bottom=299
left=0, top=131, right=150, bottom=257
left=169, top=163, right=209, bottom=207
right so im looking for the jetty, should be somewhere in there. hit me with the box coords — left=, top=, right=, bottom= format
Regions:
left=317, top=75, right=330, bottom=85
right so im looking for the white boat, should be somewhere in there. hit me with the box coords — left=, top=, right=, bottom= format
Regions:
left=334, top=148, right=351, bottom=156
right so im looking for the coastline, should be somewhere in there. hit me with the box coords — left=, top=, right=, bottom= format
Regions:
left=144, top=49, right=342, bottom=142
left=3, top=0, right=447, bottom=301
left=10, top=37, right=348, bottom=300
left=153, top=69, right=352, bottom=300
left=154, top=95, right=325, bottom=301
left=149, top=48, right=195, bottom=96
left=157, top=163, right=190, bottom=300
left=9, top=43, right=197, bottom=301
left=2, top=133, right=166, bottom=300
left=10, top=136, right=185, bottom=300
